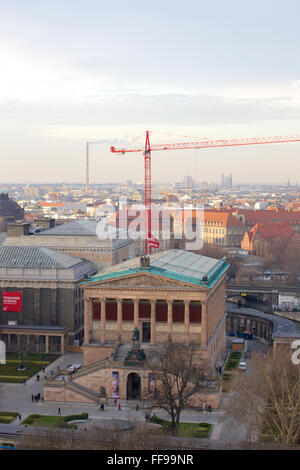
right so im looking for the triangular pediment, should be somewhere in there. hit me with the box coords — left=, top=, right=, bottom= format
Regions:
left=85, top=271, right=204, bottom=290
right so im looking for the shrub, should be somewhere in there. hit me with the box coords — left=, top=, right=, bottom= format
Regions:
left=150, top=416, right=167, bottom=426
left=64, top=413, right=88, bottom=422
left=23, top=417, right=34, bottom=424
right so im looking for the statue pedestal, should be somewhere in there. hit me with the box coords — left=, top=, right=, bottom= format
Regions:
left=124, top=343, right=146, bottom=366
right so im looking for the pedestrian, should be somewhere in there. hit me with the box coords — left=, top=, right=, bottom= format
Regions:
left=145, top=412, right=148, bottom=423
left=101, top=404, right=104, bottom=411
left=58, top=408, right=61, bottom=415
left=18, top=413, right=21, bottom=421
left=34, top=395, right=37, bottom=402
left=136, top=404, right=139, bottom=412
left=31, top=394, right=34, bottom=402
left=114, top=398, right=117, bottom=407
left=219, top=366, right=222, bottom=374
left=202, top=402, right=206, bottom=412
left=42, top=366, right=45, bottom=373
left=36, top=374, right=40, bottom=382
left=118, top=402, right=121, bottom=410
left=208, top=404, right=212, bottom=413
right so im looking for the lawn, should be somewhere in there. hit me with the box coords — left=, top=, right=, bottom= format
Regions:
left=150, top=416, right=212, bottom=438
left=224, top=352, right=242, bottom=371
left=0, top=412, right=19, bottom=424
left=0, top=353, right=59, bottom=383
left=21, top=413, right=88, bottom=429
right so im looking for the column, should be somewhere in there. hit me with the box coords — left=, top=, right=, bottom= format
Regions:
left=184, top=300, right=190, bottom=346
left=167, top=301, right=172, bottom=337
left=61, top=335, right=65, bottom=355
left=36, top=335, right=39, bottom=353
left=100, top=299, right=106, bottom=344
left=7, top=334, right=11, bottom=352
left=134, top=299, right=139, bottom=327
left=34, top=289, right=41, bottom=324
left=150, top=300, right=156, bottom=345
left=201, top=301, right=208, bottom=348
left=27, top=334, right=30, bottom=352
left=17, top=335, right=20, bottom=351
left=117, top=299, right=122, bottom=339
left=45, top=335, right=49, bottom=354
left=84, top=297, right=91, bottom=344
left=51, top=289, right=57, bottom=325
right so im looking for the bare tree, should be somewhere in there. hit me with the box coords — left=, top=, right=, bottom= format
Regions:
left=224, top=350, right=300, bottom=446
left=147, top=342, right=208, bottom=436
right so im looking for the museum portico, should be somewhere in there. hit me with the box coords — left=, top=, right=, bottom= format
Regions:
left=43, top=250, right=229, bottom=406
left=81, top=250, right=229, bottom=369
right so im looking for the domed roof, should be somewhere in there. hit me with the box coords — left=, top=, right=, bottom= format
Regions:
left=0, top=193, right=24, bottom=219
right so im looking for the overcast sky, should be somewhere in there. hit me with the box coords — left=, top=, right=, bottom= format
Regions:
left=0, top=0, right=299, bottom=185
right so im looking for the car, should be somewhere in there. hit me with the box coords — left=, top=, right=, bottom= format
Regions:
left=238, top=361, right=246, bottom=372
left=66, top=363, right=82, bottom=372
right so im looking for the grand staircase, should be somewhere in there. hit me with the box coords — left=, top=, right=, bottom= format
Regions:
left=65, top=380, right=101, bottom=403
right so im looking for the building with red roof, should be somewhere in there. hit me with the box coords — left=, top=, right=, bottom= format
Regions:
left=241, top=222, right=300, bottom=257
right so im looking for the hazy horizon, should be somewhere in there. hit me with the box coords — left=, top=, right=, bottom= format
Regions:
left=0, top=0, right=299, bottom=184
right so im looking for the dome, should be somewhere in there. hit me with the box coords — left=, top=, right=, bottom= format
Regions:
left=0, top=193, right=24, bottom=231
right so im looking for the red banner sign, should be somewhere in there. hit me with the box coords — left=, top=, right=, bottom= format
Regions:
left=2, top=292, right=22, bottom=312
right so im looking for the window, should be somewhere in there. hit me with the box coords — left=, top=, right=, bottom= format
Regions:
left=172, top=302, right=184, bottom=323
left=122, top=301, right=134, bottom=321
left=92, top=302, right=101, bottom=320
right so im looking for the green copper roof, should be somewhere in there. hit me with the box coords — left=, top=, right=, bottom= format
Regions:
left=81, top=249, right=229, bottom=288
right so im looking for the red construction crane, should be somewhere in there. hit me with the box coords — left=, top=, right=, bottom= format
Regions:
left=111, top=130, right=300, bottom=254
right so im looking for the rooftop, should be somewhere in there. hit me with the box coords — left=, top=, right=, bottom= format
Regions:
left=83, top=249, right=229, bottom=288
left=0, top=246, right=85, bottom=269
left=37, top=219, right=127, bottom=238
left=0, top=232, right=7, bottom=245
left=248, top=222, right=296, bottom=241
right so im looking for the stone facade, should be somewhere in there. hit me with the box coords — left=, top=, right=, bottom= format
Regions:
left=44, top=250, right=228, bottom=407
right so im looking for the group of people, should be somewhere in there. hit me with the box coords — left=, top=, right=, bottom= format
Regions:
left=144, top=411, right=151, bottom=422
left=31, top=393, right=42, bottom=402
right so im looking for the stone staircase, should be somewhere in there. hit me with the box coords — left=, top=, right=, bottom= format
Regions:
left=65, top=380, right=101, bottom=403
left=115, top=343, right=132, bottom=362
left=70, top=357, right=110, bottom=379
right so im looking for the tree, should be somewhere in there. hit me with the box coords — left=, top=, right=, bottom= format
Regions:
left=225, top=350, right=300, bottom=446
left=147, top=342, right=208, bottom=436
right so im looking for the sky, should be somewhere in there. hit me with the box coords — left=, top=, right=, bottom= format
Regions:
left=0, top=0, right=299, bottom=184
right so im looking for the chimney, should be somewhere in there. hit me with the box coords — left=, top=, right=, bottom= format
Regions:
left=33, top=218, right=56, bottom=229
left=7, top=222, right=30, bottom=237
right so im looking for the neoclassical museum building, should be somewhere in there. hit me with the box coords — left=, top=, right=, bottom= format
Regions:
left=44, top=249, right=229, bottom=406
